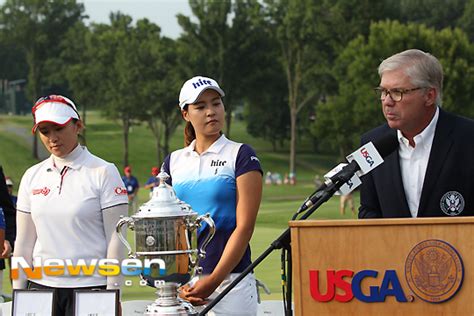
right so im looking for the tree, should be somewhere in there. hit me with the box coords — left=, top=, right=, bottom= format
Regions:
left=457, top=0, right=474, bottom=41
left=90, top=13, right=144, bottom=167
left=0, top=0, right=85, bottom=158
left=132, top=21, right=184, bottom=163
left=264, top=0, right=335, bottom=175
left=397, top=0, right=467, bottom=30
left=59, top=22, right=102, bottom=144
left=177, top=0, right=264, bottom=137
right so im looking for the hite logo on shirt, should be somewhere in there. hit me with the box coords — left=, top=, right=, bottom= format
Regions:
left=211, top=160, right=227, bottom=175
left=114, top=187, right=128, bottom=196
left=32, top=187, right=51, bottom=196
left=211, top=159, right=227, bottom=167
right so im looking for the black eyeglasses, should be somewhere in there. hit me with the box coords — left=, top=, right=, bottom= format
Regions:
left=32, top=95, right=80, bottom=117
left=374, top=87, right=423, bottom=102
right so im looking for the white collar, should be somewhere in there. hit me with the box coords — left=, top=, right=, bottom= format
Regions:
left=184, top=134, right=228, bottom=155
left=49, top=145, right=86, bottom=171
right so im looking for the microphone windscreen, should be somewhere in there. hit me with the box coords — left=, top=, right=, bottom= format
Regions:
left=372, top=133, right=399, bottom=158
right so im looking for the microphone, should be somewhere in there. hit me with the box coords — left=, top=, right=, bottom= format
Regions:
left=298, top=133, right=398, bottom=213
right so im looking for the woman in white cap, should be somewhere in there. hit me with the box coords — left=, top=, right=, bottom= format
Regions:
left=162, top=76, right=263, bottom=315
left=13, top=95, right=128, bottom=315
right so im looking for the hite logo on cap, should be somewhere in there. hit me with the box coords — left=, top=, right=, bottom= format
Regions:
left=440, top=191, right=465, bottom=216
left=179, top=76, right=225, bottom=109
left=192, top=78, right=213, bottom=89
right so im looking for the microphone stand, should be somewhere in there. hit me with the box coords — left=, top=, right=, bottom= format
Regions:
left=198, top=179, right=344, bottom=316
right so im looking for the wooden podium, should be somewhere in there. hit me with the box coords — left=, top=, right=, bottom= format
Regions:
left=290, top=217, right=474, bottom=315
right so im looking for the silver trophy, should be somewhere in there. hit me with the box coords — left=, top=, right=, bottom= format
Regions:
left=116, top=171, right=215, bottom=315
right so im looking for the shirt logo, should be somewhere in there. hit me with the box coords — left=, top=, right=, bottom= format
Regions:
left=114, top=187, right=128, bottom=196
left=250, top=156, right=260, bottom=162
left=32, top=187, right=51, bottom=196
left=440, top=191, right=465, bottom=216
left=210, top=159, right=227, bottom=167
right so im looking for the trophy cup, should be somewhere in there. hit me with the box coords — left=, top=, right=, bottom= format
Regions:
left=116, top=171, right=215, bottom=315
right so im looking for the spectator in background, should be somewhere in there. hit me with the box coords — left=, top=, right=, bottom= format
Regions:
left=144, top=167, right=160, bottom=196
left=5, top=177, right=17, bottom=208
left=264, top=171, right=273, bottom=185
left=122, top=165, right=139, bottom=213
left=288, top=172, right=296, bottom=185
left=313, top=174, right=322, bottom=189
left=272, top=172, right=282, bottom=185
left=340, top=192, right=355, bottom=216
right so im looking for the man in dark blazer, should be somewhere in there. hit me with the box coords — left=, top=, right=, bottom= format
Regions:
left=359, top=49, right=474, bottom=218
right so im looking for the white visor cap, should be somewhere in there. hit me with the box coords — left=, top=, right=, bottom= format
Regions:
left=178, top=76, right=225, bottom=109
left=32, top=96, right=79, bottom=133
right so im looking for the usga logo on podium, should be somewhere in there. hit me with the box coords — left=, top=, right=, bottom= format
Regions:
left=309, top=239, right=464, bottom=303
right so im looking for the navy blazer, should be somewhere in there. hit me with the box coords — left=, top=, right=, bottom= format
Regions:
left=359, top=108, right=474, bottom=218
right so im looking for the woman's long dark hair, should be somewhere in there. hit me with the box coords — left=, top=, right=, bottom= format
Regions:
left=184, top=120, right=196, bottom=146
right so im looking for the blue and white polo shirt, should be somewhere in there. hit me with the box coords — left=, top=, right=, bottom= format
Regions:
left=162, top=135, right=262, bottom=274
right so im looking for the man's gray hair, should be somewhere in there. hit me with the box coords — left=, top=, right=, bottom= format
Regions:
left=378, top=49, right=443, bottom=106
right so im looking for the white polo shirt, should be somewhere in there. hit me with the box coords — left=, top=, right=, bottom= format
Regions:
left=16, top=145, right=128, bottom=287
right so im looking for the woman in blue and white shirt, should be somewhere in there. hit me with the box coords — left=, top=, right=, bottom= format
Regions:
left=163, top=76, right=262, bottom=315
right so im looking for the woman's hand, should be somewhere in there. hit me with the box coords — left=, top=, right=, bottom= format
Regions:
left=180, top=276, right=220, bottom=306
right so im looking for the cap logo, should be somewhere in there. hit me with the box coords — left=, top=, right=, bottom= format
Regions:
left=440, top=191, right=465, bottom=216
left=192, top=78, right=213, bottom=89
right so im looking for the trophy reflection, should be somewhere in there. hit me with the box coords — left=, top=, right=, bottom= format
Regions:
left=116, top=171, right=215, bottom=315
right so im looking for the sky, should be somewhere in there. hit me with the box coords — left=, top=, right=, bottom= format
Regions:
left=79, top=0, right=192, bottom=38
left=0, top=0, right=192, bottom=39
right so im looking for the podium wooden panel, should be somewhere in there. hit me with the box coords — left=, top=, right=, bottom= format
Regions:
left=290, top=217, right=474, bottom=315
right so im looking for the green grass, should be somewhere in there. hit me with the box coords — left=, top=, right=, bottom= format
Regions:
left=0, top=113, right=357, bottom=302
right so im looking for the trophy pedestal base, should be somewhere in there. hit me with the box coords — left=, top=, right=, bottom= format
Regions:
left=145, top=282, right=198, bottom=316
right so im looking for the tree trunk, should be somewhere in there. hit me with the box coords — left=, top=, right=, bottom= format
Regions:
left=164, top=125, right=171, bottom=160
left=289, top=107, right=297, bottom=176
left=147, top=118, right=162, bottom=166
left=29, top=53, right=41, bottom=160
left=156, top=137, right=162, bottom=166
left=122, top=118, right=130, bottom=167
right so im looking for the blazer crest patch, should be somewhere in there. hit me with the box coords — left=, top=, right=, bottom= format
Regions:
left=440, top=191, right=465, bottom=216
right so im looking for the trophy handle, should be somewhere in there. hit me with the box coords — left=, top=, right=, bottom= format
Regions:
left=196, top=214, right=216, bottom=259
left=116, top=216, right=136, bottom=258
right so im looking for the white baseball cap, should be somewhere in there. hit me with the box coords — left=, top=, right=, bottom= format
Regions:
left=5, top=177, right=12, bottom=186
left=32, top=95, right=80, bottom=133
left=178, top=76, right=225, bottom=109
